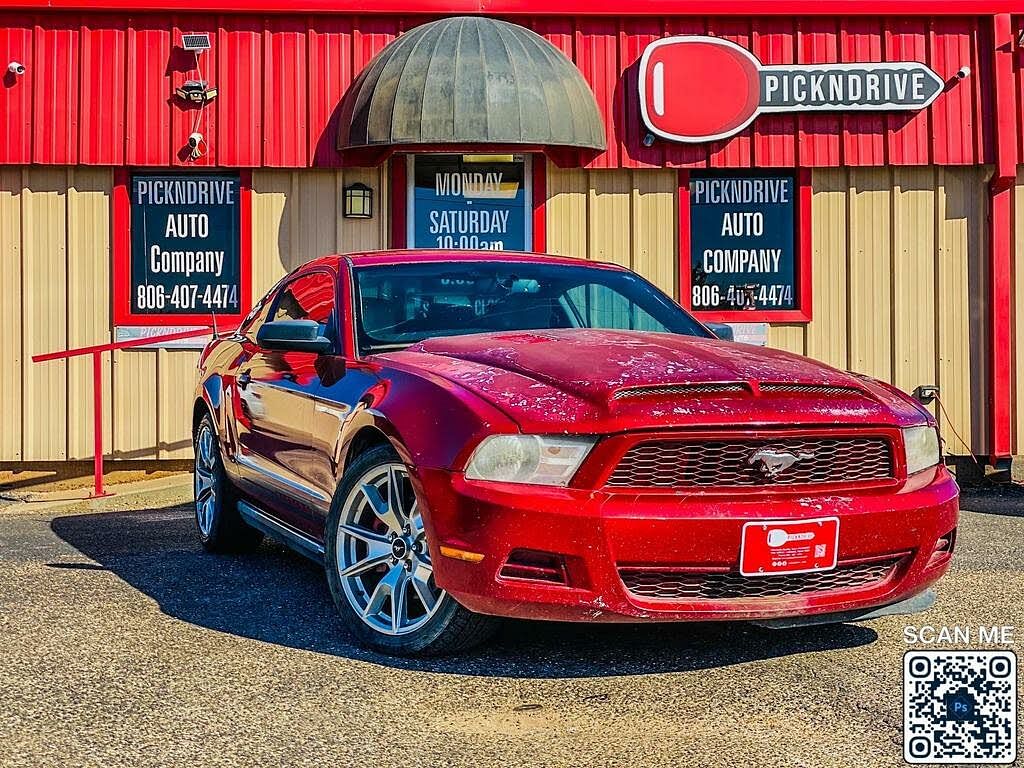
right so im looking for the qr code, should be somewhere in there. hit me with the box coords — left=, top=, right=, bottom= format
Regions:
left=904, top=651, right=1017, bottom=764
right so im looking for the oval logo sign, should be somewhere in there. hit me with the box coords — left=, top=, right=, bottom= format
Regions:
left=639, top=36, right=945, bottom=144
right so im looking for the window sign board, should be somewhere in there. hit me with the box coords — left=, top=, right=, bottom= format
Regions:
left=409, top=155, right=530, bottom=251
left=689, top=173, right=797, bottom=313
left=129, top=174, right=242, bottom=318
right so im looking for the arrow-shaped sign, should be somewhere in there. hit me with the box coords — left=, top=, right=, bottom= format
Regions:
left=640, top=36, right=945, bottom=144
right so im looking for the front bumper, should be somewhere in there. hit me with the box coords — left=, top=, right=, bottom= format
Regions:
left=418, top=465, right=959, bottom=623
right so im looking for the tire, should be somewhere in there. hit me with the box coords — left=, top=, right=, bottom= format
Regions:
left=193, top=412, right=263, bottom=553
left=325, top=444, right=497, bottom=656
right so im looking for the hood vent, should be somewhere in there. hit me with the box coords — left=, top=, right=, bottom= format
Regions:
left=759, top=383, right=863, bottom=396
left=611, top=382, right=750, bottom=401
left=611, top=381, right=867, bottom=402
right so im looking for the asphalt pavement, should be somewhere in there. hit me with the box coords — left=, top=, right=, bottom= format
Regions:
left=0, top=484, right=1020, bottom=768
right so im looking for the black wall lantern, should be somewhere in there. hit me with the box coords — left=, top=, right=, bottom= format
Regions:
left=343, top=183, right=374, bottom=219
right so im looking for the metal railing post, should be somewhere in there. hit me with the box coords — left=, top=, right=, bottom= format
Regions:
left=91, top=350, right=110, bottom=499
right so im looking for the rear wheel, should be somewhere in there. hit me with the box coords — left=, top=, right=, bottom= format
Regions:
left=193, top=413, right=263, bottom=552
left=325, top=445, right=497, bottom=656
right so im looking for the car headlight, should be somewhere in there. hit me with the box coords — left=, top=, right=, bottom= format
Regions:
left=464, top=435, right=596, bottom=486
left=903, top=425, right=941, bottom=475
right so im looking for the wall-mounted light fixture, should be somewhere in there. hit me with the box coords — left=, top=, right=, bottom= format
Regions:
left=343, top=183, right=374, bottom=219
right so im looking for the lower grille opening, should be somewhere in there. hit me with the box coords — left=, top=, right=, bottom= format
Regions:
left=500, top=549, right=568, bottom=585
left=619, top=555, right=905, bottom=601
left=927, top=528, right=956, bottom=568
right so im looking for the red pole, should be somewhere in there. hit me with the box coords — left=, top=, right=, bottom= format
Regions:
left=91, top=350, right=110, bottom=498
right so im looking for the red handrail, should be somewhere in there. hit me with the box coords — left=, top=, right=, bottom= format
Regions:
left=31, top=325, right=238, bottom=498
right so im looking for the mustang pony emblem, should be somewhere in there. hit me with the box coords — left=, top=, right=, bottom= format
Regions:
left=748, top=448, right=816, bottom=479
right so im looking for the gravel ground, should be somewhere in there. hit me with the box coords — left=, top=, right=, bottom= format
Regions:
left=0, top=485, right=1020, bottom=768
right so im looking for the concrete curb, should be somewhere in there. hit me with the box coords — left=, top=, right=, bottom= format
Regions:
left=0, top=473, right=192, bottom=516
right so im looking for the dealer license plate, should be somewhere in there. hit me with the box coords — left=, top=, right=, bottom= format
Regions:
left=739, top=517, right=840, bottom=577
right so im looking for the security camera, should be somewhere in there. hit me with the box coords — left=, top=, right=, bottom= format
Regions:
left=955, top=66, right=970, bottom=80
left=8, top=61, right=25, bottom=75
left=188, top=132, right=203, bottom=149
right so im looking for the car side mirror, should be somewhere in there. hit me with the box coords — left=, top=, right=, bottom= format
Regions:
left=705, top=322, right=734, bottom=342
left=257, top=320, right=333, bottom=354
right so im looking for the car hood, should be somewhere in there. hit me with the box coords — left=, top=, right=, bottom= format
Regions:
left=380, top=329, right=927, bottom=432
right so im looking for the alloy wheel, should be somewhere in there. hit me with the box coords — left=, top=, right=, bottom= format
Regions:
left=335, top=463, right=445, bottom=636
left=194, top=424, right=218, bottom=537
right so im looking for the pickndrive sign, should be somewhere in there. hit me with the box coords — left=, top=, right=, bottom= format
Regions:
left=689, top=173, right=797, bottom=313
left=129, top=174, right=243, bottom=317
left=639, top=36, right=944, bottom=143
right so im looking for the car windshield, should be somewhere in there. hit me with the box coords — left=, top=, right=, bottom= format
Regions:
left=352, top=260, right=712, bottom=354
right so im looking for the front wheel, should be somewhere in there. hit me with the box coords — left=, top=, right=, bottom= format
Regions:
left=324, top=445, right=497, bottom=656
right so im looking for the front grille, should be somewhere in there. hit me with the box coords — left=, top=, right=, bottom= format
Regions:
left=606, top=436, right=894, bottom=488
left=619, top=557, right=903, bottom=601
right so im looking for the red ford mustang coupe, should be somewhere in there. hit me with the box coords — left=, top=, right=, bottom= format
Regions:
left=192, top=250, right=958, bottom=655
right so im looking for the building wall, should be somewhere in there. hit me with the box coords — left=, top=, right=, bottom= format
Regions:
left=0, top=162, right=993, bottom=461
left=1014, top=168, right=1024, bottom=456
left=0, top=166, right=387, bottom=462
left=544, top=164, right=992, bottom=454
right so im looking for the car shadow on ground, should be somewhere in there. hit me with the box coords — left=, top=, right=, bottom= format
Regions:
left=51, top=505, right=878, bottom=678
left=959, top=484, right=1024, bottom=518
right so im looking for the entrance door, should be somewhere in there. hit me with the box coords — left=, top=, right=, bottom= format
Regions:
left=408, top=154, right=531, bottom=251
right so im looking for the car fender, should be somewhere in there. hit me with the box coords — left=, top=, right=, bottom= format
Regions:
left=332, top=364, right=520, bottom=478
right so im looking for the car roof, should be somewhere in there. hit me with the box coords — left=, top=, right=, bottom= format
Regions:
left=301, top=250, right=629, bottom=271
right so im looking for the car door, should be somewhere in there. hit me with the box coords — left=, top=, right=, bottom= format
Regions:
left=302, top=261, right=385, bottom=528
left=232, top=268, right=338, bottom=533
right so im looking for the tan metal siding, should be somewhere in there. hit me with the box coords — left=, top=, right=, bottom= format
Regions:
left=67, top=169, right=113, bottom=460
left=22, top=168, right=69, bottom=461
left=545, top=164, right=677, bottom=288
left=0, top=169, right=24, bottom=461
left=2, top=166, right=387, bottom=463
left=804, top=168, right=848, bottom=368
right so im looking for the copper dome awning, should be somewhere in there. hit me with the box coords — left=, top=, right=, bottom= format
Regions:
left=336, top=16, right=607, bottom=164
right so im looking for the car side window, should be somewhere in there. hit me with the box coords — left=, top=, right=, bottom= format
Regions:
left=271, top=271, right=337, bottom=339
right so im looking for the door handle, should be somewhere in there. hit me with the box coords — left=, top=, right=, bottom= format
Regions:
left=237, top=370, right=252, bottom=389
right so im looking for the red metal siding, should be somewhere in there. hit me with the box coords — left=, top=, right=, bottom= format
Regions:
left=308, top=17, right=352, bottom=168
left=0, top=12, right=997, bottom=169
left=575, top=18, right=619, bottom=168
left=263, top=19, right=307, bottom=167
left=32, top=19, right=79, bottom=164
left=80, top=21, right=125, bottom=165
left=0, top=17, right=32, bottom=164
left=930, top=18, right=977, bottom=166
left=126, top=17, right=171, bottom=165
left=885, top=19, right=930, bottom=166
left=217, top=18, right=262, bottom=167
